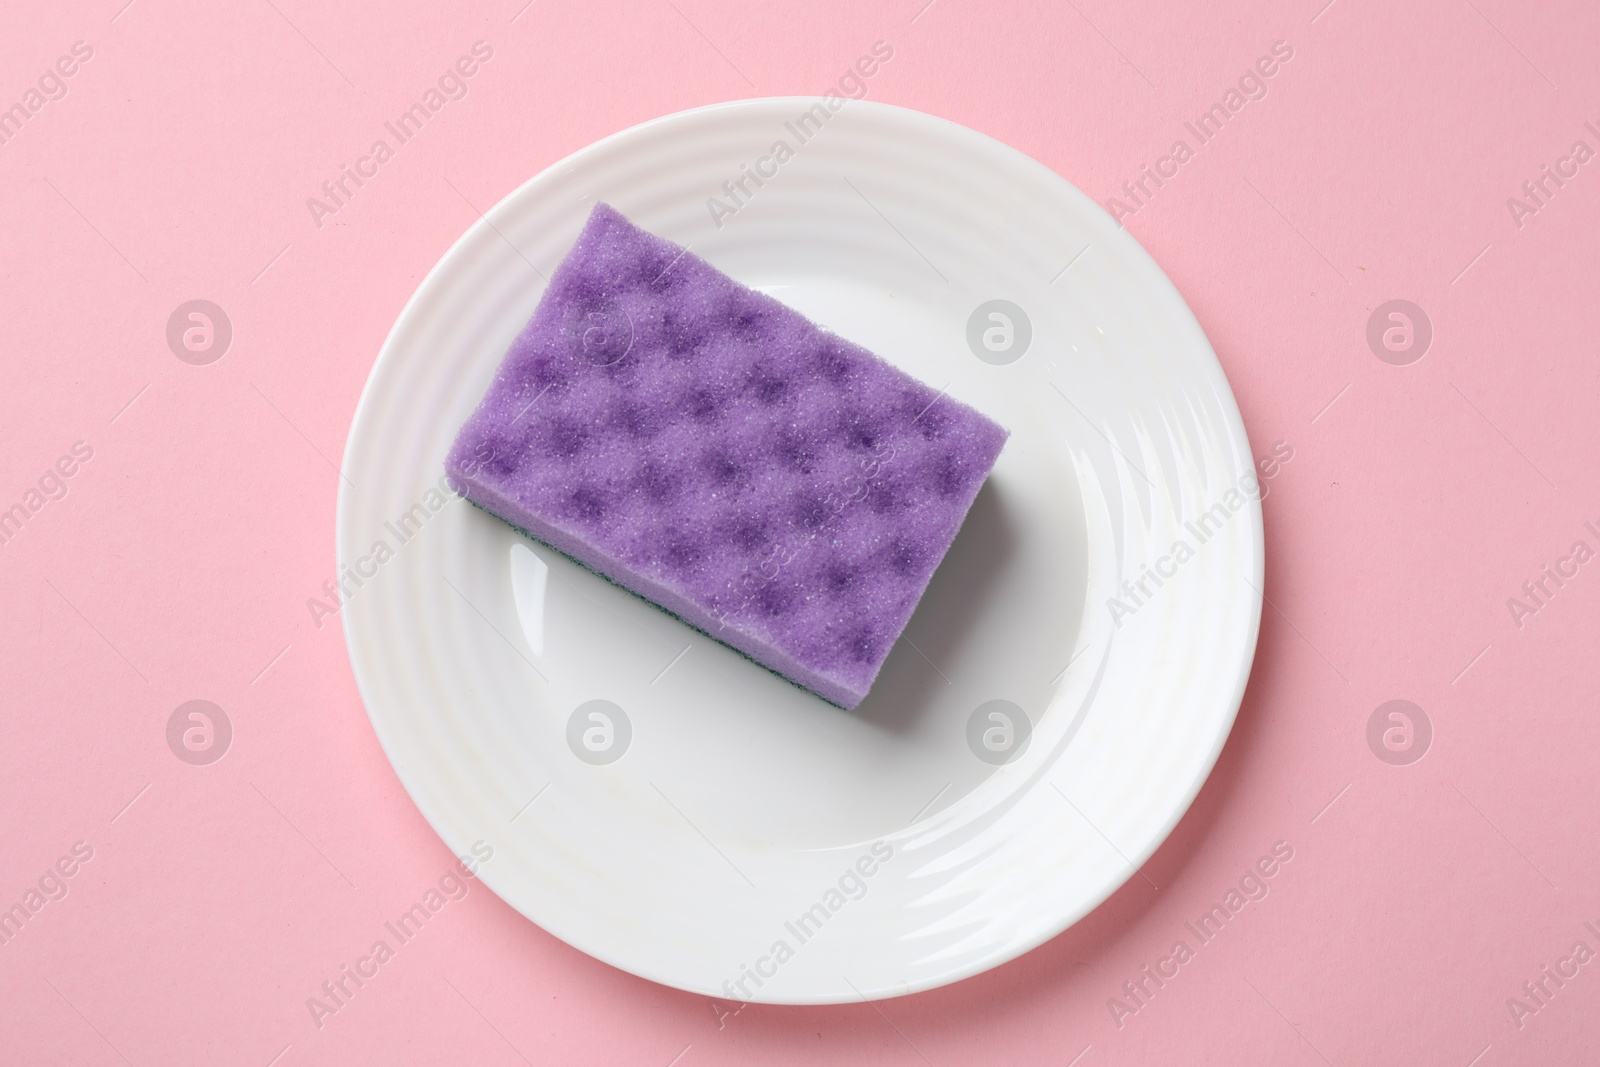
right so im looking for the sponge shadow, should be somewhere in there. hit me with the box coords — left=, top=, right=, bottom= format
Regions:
left=854, top=479, right=1025, bottom=736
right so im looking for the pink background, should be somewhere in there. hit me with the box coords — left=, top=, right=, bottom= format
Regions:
left=3, top=0, right=1598, bottom=1063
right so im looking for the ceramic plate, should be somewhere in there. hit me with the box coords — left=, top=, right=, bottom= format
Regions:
left=339, top=98, right=1263, bottom=1004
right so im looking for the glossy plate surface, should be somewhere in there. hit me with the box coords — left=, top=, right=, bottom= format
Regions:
left=340, top=98, right=1263, bottom=1004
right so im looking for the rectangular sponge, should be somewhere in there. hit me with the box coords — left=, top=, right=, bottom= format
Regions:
left=446, top=203, right=1008, bottom=709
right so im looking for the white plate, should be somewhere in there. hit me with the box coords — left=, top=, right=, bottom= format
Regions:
left=340, top=98, right=1263, bottom=1004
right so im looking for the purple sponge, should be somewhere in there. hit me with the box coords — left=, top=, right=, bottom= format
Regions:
left=446, top=203, right=1007, bottom=709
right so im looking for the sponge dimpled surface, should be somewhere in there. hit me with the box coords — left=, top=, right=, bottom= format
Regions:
left=446, top=203, right=1008, bottom=709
